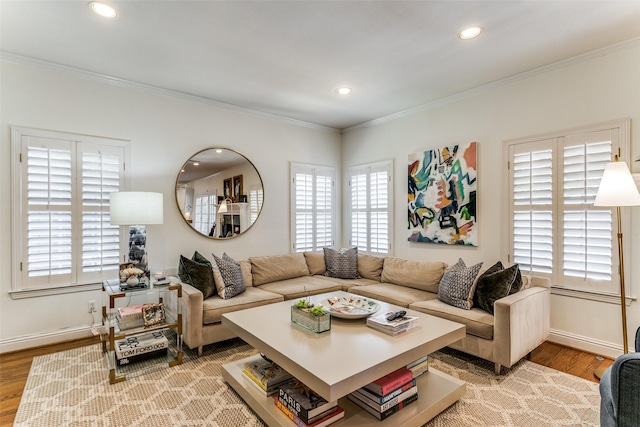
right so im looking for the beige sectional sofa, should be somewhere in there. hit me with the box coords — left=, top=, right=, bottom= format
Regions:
left=172, top=252, right=550, bottom=374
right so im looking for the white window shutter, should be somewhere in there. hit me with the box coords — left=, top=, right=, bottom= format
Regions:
left=290, top=164, right=335, bottom=253
left=348, top=161, right=392, bottom=256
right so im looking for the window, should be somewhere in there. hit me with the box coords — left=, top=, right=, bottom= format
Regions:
left=11, top=127, right=128, bottom=298
left=504, top=119, right=629, bottom=296
left=194, top=194, right=217, bottom=235
left=347, top=160, right=393, bottom=256
left=249, top=185, right=264, bottom=225
left=290, top=163, right=335, bottom=252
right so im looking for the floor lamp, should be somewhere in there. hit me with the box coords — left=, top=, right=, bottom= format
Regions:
left=593, top=156, right=640, bottom=379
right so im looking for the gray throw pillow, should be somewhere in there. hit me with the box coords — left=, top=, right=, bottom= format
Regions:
left=213, top=253, right=246, bottom=299
left=473, top=261, right=503, bottom=307
left=178, top=253, right=216, bottom=299
left=437, top=258, right=483, bottom=310
left=323, top=247, right=358, bottom=279
left=475, top=263, right=520, bottom=314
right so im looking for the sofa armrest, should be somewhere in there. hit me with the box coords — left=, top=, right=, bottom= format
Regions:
left=169, top=278, right=204, bottom=351
left=493, top=285, right=550, bottom=368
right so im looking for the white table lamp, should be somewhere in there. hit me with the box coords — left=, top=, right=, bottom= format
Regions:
left=110, top=192, right=163, bottom=285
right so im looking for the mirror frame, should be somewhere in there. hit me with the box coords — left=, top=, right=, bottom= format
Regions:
left=175, top=147, right=264, bottom=239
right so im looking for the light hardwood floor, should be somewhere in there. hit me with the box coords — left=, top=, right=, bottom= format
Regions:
left=0, top=338, right=613, bottom=427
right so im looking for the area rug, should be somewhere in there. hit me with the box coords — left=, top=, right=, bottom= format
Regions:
left=14, top=339, right=600, bottom=426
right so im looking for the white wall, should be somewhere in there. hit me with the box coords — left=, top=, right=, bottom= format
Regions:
left=341, top=42, right=640, bottom=357
left=0, top=60, right=341, bottom=352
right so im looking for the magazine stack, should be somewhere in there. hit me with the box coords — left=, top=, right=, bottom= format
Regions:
left=347, top=366, right=418, bottom=420
left=366, top=311, right=420, bottom=336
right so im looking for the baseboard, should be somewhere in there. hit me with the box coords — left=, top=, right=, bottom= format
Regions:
left=548, top=329, right=628, bottom=359
left=0, top=325, right=97, bottom=354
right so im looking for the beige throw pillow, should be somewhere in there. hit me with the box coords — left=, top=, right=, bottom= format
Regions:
left=357, top=253, right=384, bottom=281
left=250, top=253, right=310, bottom=286
left=304, top=251, right=326, bottom=275
left=381, top=257, right=447, bottom=292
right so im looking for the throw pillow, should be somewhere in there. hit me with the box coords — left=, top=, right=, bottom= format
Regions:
left=178, top=253, right=216, bottom=299
left=212, top=253, right=247, bottom=299
left=473, top=261, right=503, bottom=307
left=474, top=263, right=520, bottom=314
left=323, top=247, right=358, bottom=279
left=437, top=258, right=483, bottom=310
left=509, top=265, right=523, bottom=294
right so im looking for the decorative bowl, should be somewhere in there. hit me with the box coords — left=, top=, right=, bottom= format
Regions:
left=320, top=295, right=381, bottom=319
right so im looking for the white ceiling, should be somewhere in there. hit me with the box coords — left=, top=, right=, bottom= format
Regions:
left=2, top=1, right=640, bottom=130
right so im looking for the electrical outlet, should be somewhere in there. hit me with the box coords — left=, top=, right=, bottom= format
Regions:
left=88, top=300, right=97, bottom=313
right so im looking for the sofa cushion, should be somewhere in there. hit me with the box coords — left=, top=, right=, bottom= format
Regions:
left=202, top=287, right=284, bottom=325
left=258, top=276, right=343, bottom=300
left=357, top=254, right=384, bottom=281
left=380, top=257, right=447, bottom=293
left=250, top=253, right=310, bottom=286
left=475, top=263, right=520, bottom=314
left=349, top=283, right=437, bottom=308
left=323, top=247, right=359, bottom=279
left=409, top=299, right=494, bottom=340
left=473, top=261, right=504, bottom=307
left=314, top=275, right=380, bottom=291
left=437, top=258, right=483, bottom=310
left=304, top=251, right=326, bottom=275
left=178, top=253, right=216, bottom=299
left=213, top=253, right=246, bottom=299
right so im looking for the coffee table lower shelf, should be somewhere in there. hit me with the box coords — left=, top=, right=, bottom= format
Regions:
left=222, top=355, right=465, bottom=427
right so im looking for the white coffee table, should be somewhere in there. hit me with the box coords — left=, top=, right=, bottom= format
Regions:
left=221, top=290, right=465, bottom=426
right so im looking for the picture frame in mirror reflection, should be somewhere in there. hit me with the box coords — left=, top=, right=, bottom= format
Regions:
left=233, top=175, right=243, bottom=200
left=223, top=178, right=232, bottom=199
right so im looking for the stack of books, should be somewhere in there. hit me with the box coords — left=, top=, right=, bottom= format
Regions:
left=407, top=354, right=429, bottom=378
left=242, top=358, right=293, bottom=396
left=114, top=331, right=168, bottom=366
left=347, top=366, right=417, bottom=420
left=275, top=379, right=343, bottom=427
left=366, top=311, right=420, bottom=336
left=115, top=304, right=147, bottom=330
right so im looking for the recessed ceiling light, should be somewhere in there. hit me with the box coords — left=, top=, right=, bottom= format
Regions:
left=459, top=26, right=483, bottom=40
left=336, top=87, right=352, bottom=95
left=215, top=149, right=223, bottom=153
left=89, top=2, right=118, bottom=18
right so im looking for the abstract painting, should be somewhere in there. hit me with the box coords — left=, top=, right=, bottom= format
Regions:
left=408, top=142, right=477, bottom=246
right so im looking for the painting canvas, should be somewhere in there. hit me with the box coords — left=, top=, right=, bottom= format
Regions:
left=408, top=142, right=477, bottom=246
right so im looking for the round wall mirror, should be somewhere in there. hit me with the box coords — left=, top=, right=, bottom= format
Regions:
left=175, top=148, right=264, bottom=239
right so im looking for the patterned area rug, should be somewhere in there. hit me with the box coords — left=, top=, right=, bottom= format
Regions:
left=15, top=339, right=600, bottom=426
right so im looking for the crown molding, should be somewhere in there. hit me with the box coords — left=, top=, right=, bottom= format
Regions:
left=0, top=51, right=340, bottom=134
left=343, top=36, right=640, bottom=133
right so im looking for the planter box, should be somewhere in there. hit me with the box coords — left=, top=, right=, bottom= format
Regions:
left=291, top=306, right=331, bottom=333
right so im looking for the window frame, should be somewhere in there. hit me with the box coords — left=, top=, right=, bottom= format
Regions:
left=347, top=159, right=393, bottom=256
left=290, top=162, right=336, bottom=253
left=502, top=118, right=632, bottom=303
left=11, top=126, right=130, bottom=299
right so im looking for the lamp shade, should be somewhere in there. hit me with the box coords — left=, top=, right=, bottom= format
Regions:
left=594, top=161, right=640, bottom=207
left=109, top=192, right=164, bottom=225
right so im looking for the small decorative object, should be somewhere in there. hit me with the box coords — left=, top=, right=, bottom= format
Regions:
left=120, top=265, right=145, bottom=284
left=291, top=297, right=331, bottom=333
left=142, top=303, right=166, bottom=326
left=321, top=295, right=381, bottom=319
left=126, top=275, right=139, bottom=286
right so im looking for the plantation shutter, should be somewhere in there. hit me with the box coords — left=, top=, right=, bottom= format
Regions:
left=348, top=161, right=392, bottom=255
left=506, top=120, right=625, bottom=296
left=290, top=164, right=335, bottom=252
left=79, top=143, right=122, bottom=283
left=14, top=127, right=127, bottom=294
left=249, top=186, right=263, bottom=225
left=24, top=137, right=74, bottom=287
left=561, top=131, right=614, bottom=289
left=510, top=141, right=554, bottom=275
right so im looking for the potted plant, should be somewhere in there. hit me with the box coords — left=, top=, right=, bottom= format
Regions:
left=291, top=298, right=331, bottom=333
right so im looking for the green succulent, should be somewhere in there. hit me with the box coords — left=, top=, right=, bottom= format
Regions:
left=307, top=305, right=326, bottom=316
